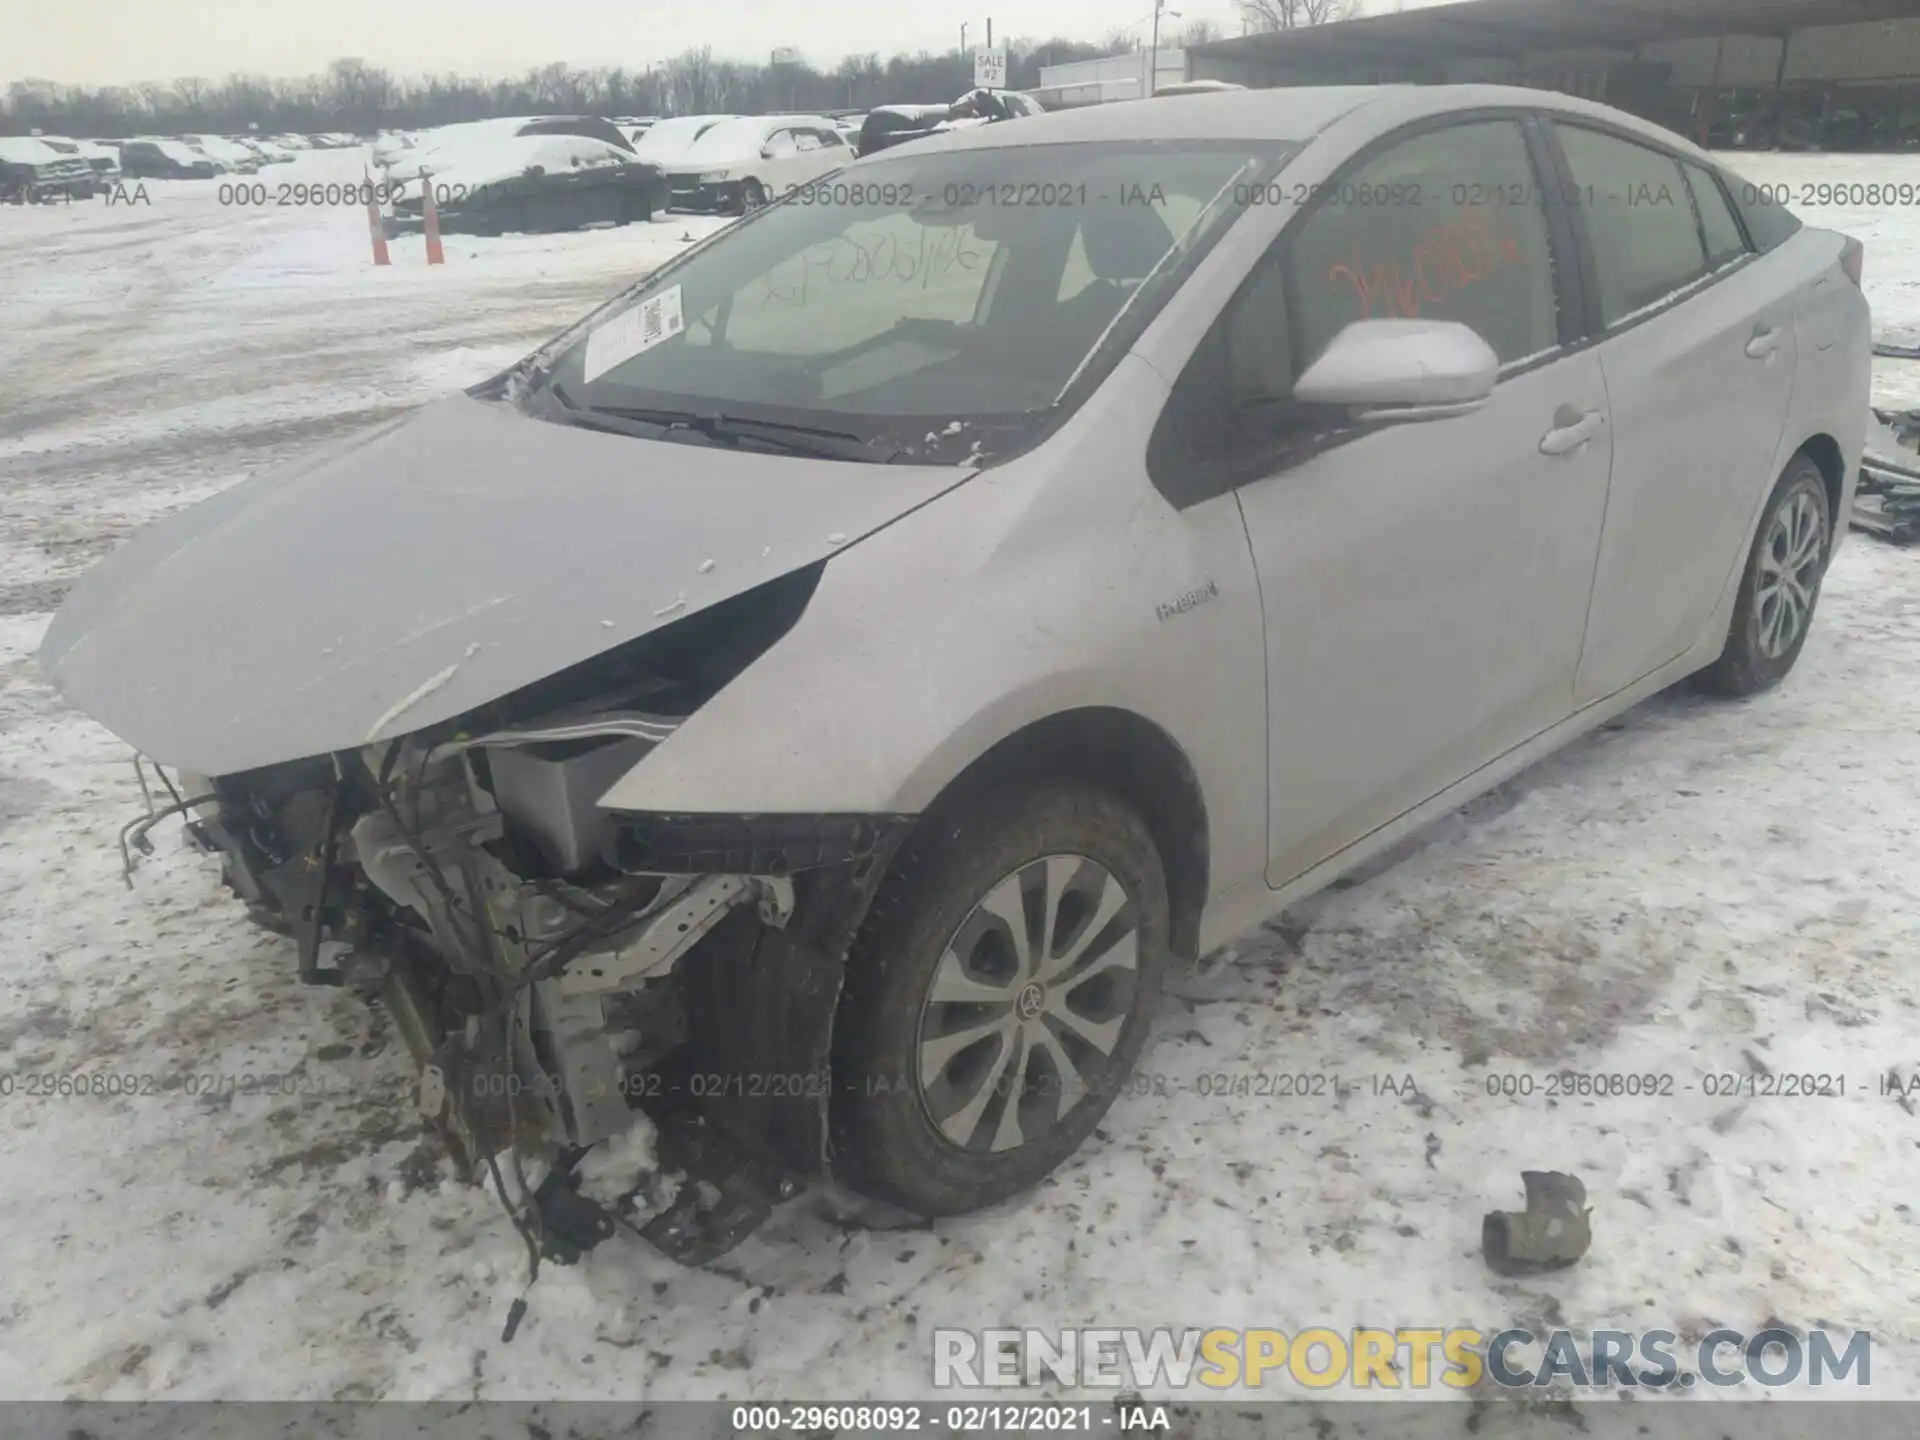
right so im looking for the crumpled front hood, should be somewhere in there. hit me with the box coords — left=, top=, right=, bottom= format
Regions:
left=40, top=394, right=974, bottom=776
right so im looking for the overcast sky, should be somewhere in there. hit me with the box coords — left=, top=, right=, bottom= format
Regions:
left=7, top=0, right=1456, bottom=90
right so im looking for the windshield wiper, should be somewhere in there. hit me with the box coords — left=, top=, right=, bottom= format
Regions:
left=582, top=404, right=898, bottom=462
left=537, top=382, right=664, bottom=440
left=541, top=385, right=897, bottom=461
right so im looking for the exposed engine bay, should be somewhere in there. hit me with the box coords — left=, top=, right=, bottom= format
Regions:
left=124, top=566, right=909, bottom=1275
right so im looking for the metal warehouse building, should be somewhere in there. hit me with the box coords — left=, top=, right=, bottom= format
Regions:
left=1187, top=0, right=1920, bottom=149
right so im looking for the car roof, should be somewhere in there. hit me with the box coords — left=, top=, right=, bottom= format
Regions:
left=649, top=115, right=733, bottom=131
left=877, top=83, right=1718, bottom=163
left=707, top=114, right=837, bottom=136
left=0, top=136, right=61, bottom=161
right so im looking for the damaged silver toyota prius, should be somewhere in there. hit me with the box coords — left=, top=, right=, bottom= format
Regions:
left=40, top=86, right=1868, bottom=1264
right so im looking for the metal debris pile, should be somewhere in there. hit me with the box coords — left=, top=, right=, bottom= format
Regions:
left=1863, top=343, right=1920, bottom=543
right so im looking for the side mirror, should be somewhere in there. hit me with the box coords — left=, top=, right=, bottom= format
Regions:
left=1294, top=319, right=1500, bottom=424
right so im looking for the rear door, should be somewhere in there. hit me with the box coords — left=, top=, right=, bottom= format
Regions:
left=1548, top=121, right=1798, bottom=706
left=784, top=127, right=847, bottom=188
left=757, top=127, right=808, bottom=193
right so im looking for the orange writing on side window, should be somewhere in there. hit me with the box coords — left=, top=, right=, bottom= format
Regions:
left=1327, top=206, right=1525, bottom=321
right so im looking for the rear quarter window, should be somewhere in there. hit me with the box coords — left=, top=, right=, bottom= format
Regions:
left=1720, top=168, right=1803, bottom=253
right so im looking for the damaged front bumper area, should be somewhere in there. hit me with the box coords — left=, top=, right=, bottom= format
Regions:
left=167, top=723, right=907, bottom=1267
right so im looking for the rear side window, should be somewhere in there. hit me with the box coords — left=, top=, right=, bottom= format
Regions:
left=1557, top=125, right=1708, bottom=325
left=1684, top=162, right=1748, bottom=268
left=1285, top=119, right=1559, bottom=368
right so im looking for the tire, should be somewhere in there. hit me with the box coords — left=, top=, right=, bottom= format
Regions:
left=740, top=179, right=768, bottom=213
left=830, top=784, right=1170, bottom=1217
left=1697, top=454, right=1833, bottom=697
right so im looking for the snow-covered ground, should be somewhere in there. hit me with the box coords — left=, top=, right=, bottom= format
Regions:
left=2, top=144, right=1920, bottom=1410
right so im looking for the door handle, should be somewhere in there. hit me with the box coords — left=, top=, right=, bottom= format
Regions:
left=1747, top=325, right=1784, bottom=359
left=1540, top=408, right=1606, bottom=456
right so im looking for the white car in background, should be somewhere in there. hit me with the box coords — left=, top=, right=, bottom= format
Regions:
left=664, top=113, right=852, bottom=212
left=185, top=135, right=262, bottom=174
left=238, top=137, right=296, bottom=165
left=628, top=114, right=736, bottom=173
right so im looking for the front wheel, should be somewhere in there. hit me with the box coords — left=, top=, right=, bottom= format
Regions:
left=830, top=785, right=1170, bottom=1217
left=1697, top=454, right=1832, bottom=696
left=740, top=178, right=768, bottom=213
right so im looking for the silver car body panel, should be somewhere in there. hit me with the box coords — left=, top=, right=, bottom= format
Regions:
left=600, top=84, right=1871, bottom=952
left=43, top=84, right=1870, bottom=961
left=38, top=394, right=975, bottom=776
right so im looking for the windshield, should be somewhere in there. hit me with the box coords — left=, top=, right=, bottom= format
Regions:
left=633, top=117, right=729, bottom=161
left=681, top=119, right=776, bottom=160
left=515, top=139, right=1292, bottom=465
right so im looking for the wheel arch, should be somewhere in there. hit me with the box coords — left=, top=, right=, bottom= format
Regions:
left=1793, top=431, right=1847, bottom=540
left=904, top=706, right=1212, bottom=961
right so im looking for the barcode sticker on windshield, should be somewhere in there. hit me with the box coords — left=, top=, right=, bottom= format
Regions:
left=582, top=285, right=685, bottom=383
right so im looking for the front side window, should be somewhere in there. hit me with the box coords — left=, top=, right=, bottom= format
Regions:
left=519, top=140, right=1291, bottom=464
left=1556, top=125, right=1710, bottom=325
left=1286, top=119, right=1560, bottom=369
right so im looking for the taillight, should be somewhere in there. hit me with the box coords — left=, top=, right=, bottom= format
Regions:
left=1842, top=236, right=1865, bottom=287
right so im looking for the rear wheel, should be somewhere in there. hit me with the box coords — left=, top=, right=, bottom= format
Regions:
left=1698, top=454, right=1832, bottom=696
left=830, top=785, right=1169, bottom=1217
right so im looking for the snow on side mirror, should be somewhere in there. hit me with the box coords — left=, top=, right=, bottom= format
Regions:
left=1294, top=318, right=1500, bottom=424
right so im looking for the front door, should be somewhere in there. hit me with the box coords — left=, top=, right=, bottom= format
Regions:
left=1161, top=117, right=1615, bottom=886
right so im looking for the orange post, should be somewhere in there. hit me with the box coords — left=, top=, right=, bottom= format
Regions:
left=422, top=171, right=445, bottom=266
left=364, top=163, right=390, bottom=266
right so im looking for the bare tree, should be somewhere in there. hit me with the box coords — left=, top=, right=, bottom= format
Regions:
left=1181, top=17, right=1225, bottom=45
left=0, top=34, right=1115, bottom=136
left=171, top=75, right=208, bottom=117
left=1241, top=0, right=1361, bottom=31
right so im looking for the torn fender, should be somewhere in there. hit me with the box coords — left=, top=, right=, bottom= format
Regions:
left=38, top=393, right=975, bottom=776
left=672, top=826, right=909, bottom=1177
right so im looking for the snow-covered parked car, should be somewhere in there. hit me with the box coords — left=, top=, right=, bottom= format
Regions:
left=626, top=114, right=735, bottom=173
left=370, top=129, right=421, bottom=167
left=186, top=135, right=263, bottom=174
left=237, top=136, right=295, bottom=165
left=856, top=89, right=1043, bottom=157
left=664, top=114, right=853, bottom=213
left=40, top=85, right=1869, bottom=1266
left=0, top=136, right=99, bottom=200
left=118, top=138, right=220, bottom=179
left=76, top=139, right=124, bottom=187
left=388, top=133, right=665, bottom=235
left=380, top=115, right=637, bottom=184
